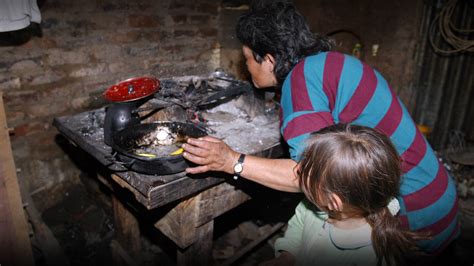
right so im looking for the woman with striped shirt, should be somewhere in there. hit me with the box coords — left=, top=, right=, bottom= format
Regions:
left=182, top=0, right=459, bottom=257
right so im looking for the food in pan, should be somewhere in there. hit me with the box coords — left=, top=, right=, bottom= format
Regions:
left=134, top=126, right=186, bottom=157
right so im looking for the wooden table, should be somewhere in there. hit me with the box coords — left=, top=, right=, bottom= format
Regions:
left=53, top=102, right=283, bottom=265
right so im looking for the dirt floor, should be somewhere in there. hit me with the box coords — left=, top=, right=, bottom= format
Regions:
left=36, top=168, right=474, bottom=266
left=36, top=173, right=301, bottom=266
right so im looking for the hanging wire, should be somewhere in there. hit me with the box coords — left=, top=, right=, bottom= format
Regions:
left=429, top=0, right=474, bottom=55
left=447, top=129, right=466, bottom=152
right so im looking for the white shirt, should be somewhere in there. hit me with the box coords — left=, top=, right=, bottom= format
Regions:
left=274, top=200, right=380, bottom=266
left=0, top=0, right=41, bottom=32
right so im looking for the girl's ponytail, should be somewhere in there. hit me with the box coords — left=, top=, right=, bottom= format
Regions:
left=366, top=207, right=426, bottom=266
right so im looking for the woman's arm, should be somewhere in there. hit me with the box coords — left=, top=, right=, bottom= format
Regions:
left=182, top=136, right=300, bottom=192
left=235, top=155, right=300, bottom=192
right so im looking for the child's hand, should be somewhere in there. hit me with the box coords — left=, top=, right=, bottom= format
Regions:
left=259, top=251, right=295, bottom=266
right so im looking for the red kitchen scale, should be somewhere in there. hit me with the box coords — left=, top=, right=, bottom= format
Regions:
left=103, top=77, right=160, bottom=146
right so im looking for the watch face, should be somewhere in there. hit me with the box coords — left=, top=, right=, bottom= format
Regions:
left=234, top=163, right=243, bottom=173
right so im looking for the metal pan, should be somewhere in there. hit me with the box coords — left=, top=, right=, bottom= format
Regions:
left=111, top=121, right=207, bottom=175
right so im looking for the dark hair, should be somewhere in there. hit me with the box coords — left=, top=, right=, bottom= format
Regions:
left=298, top=124, right=424, bottom=266
left=236, top=0, right=333, bottom=84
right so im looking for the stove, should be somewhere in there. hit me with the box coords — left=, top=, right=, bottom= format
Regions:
left=52, top=72, right=282, bottom=208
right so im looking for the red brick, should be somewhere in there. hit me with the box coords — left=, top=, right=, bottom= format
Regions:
left=174, top=30, right=196, bottom=38
left=172, top=15, right=187, bottom=24
left=107, top=31, right=142, bottom=44
left=189, top=15, right=211, bottom=24
left=141, top=31, right=165, bottom=41
left=11, top=122, right=47, bottom=138
left=5, top=111, right=25, bottom=127
left=39, top=38, right=58, bottom=49
left=169, top=2, right=187, bottom=10
left=128, top=15, right=158, bottom=28
left=199, top=28, right=218, bottom=37
left=196, top=3, right=219, bottom=13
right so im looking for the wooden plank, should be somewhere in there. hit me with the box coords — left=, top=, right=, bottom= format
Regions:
left=196, top=182, right=251, bottom=226
left=110, top=240, right=139, bottom=266
left=146, top=144, right=283, bottom=209
left=155, top=192, right=202, bottom=248
left=154, top=182, right=250, bottom=248
left=0, top=92, right=34, bottom=266
left=176, top=221, right=214, bottom=266
left=112, top=195, right=142, bottom=265
left=221, top=222, right=285, bottom=266
left=147, top=175, right=223, bottom=209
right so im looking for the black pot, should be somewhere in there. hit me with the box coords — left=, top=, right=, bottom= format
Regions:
left=103, top=98, right=149, bottom=146
left=111, top=121, right=207, bottom=175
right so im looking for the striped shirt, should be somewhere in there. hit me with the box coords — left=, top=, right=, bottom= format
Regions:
left=280, top=52, right=459, bottom=253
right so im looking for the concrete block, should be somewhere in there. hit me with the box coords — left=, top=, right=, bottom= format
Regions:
left=30, top=70, right=66, bottom=86
left=47, top=49, right=89, bottom=66
left=9, top=60, right=40, bottom=71
left=0, top=77, right=21, bottom=90
left=70, top=64, right=107, bottom=78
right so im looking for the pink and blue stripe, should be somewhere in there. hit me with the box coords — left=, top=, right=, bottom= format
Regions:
left=280, top=51, right=459, bottom=253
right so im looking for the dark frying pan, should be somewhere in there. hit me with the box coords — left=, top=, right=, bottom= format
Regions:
left=111, top=121, right=207, bottom=175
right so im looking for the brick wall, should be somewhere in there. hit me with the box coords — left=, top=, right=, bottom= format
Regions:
left=0, top=0, right=221, bottom=210
left=223, top=0, right=425, bottom=110
left=294, top=0, right=424, bottom=110
left=0, top=0, right=426, bottom=210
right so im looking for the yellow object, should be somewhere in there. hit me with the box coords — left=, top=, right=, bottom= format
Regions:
left=417, top=124, right=432, bottom=137
left=136, top=153, right=157, bottom=158
left=170, top=148, right=184, bottom=156
left=352, top=43, right=362, bottom=58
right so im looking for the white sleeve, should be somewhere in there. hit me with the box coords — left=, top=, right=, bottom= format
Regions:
left=0, top=0, right=42, bottom=32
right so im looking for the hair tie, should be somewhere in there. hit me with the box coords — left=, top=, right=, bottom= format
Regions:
left=387, top=197, right=400, bottom=216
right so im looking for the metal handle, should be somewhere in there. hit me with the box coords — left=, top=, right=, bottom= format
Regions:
left=104, top=152, right=135, bottom=171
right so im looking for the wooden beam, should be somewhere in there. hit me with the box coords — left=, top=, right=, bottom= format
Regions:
left=155, top=192, right=202, bottom=248
left=155, top=182, right=250, bottom=249
left=176, top=220, right=214, bottom=266
left=221, top=222, right=285, bottom=266
left=0, top=92, right=34, bottom=266
left=196, top=182, right=251, bottom=227
left=112, top=195, right=142, bottom=265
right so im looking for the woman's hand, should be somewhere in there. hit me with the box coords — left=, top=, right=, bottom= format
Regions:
left=182, top=136, right=240, bottom=174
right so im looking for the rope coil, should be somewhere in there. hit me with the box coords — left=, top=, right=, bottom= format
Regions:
left=429, top=0, right=474, bottom=55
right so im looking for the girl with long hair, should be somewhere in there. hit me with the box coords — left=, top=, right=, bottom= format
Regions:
left=267, top=124, right=424, bottom=266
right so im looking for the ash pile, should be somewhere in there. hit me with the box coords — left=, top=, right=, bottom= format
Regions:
left=142, top=72, right=281, bottom=155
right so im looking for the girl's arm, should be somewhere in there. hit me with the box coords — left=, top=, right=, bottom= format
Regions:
left=273, top=201, right=307, bottom=259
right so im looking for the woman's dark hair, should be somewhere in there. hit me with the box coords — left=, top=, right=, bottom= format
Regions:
left=297, top=124, right=425, bottom=266
left=236, top=0, right=333, bottom=83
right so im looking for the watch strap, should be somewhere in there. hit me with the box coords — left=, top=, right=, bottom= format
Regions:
left=233, top=154, right=246, bottom=180
left=237, top=153, right=245, bottom=164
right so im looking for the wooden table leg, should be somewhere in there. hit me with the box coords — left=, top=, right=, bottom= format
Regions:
left=177, top=220, right=214, bottom=266
left=156, top=182, right=251, bottom=265
left=111, top=195, right=141, bottom=266
left=106, top=181, right=250, bottom=265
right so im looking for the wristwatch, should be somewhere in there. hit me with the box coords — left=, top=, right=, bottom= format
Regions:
left=233, top=154, right=246, bottom=180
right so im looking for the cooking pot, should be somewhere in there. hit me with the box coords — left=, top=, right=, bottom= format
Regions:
left=111, top=121, right=207, bottom=175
